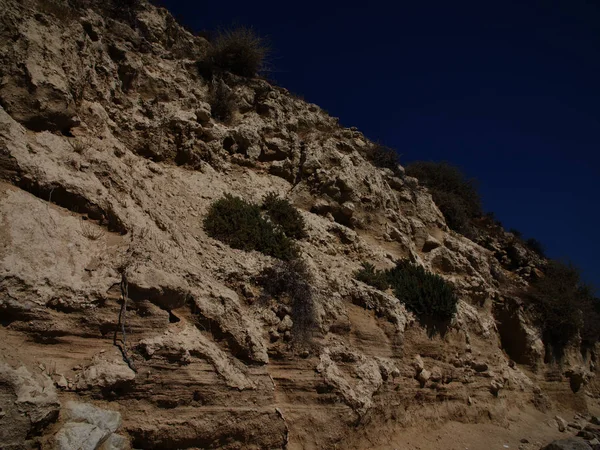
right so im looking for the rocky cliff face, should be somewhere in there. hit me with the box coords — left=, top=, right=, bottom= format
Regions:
left=0, top=1, right=598, bottom=449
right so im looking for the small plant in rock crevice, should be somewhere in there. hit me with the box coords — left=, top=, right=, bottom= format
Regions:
left=354, top=262, right=389, bottom=291
left=79, top=217, right=105, bottom=241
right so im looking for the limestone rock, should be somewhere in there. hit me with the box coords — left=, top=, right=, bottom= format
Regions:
left=100, top=434, right=128, bottom=450
left=278, top=315, right=293, bottom=333
left=63, top=401, right=122, bottom=434
left=55, top=422, right=110, bottom=450
left=417, top=369, right=431, bottom=386
left=555, top=416, right=569, bottom=432
left=0, top=363, right=60, bottom=448
left=422, top=234, right=442, bottom=252
left=76, top=352, right=136, bottom=391
left=138, top=325, right=255, bottom=390
left=55, top=402, right=126, bottom=450
left=0, top=0, right=594, bottom=447
left=316, top=346, right=394, bottom=417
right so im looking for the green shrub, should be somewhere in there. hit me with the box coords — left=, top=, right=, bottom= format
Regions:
left=366, top=144, right=402, bottom=176
left=206, top=27, right=268, bottom=77
left=354, top=262, right=389, bottom=291
left=405, top=161, right=482, bottom=236
left=262, top=192, right=307, bottom=239
left=259, top=259, right=316, bottom=342
left=354, top=260, right=458, bottom=322
left=430, top=190, right=476, bottom=237
left=386, top=260, right=458, bottom=320
left=528, top=261, right=586, bottom=356
left=204, top=194, right=297, bottom=260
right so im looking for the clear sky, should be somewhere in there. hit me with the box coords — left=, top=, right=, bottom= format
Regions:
left=159, top=0, right=600, bottom=291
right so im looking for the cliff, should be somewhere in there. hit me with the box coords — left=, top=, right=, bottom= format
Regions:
left=0, top=1, right=598, bottom=449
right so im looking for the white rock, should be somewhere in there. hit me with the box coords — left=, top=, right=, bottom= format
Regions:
left=414, top=355, right=425, bottom=374
left=76, top=357, right=135, bottom=391
left=278, top=315, right=293, bottom=333
left=418, top=369, right=431, bottom=386
left=55, top=422, right=110, bottom=450
left=99, top=433, right=128, bottom=450
left=0, top=363, right=60, bottom=447
left=422, top=235, right=442, bottom=252
left=64, top=401, right=122, bottom=434
left=555, top=415, right=568, bottom=432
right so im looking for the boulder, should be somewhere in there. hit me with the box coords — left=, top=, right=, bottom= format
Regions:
left=278, top=315, right=294, bottom=333
left=430, top=367, right=443, bottom=382
left=76, top=355, right=136, bottom=391
left=0, top=363, right=60, bottom=447
left=63, top=401, right=122, bottom=434
left=582, top=424, right=600, bottom=439
left=100, top=434, right=128, bottom=450
left=542, top=438, right=593, bottom=450
left=55, top=402, right=126, bottom=450
left=422, top=235, right=442, bottom=252
left=55, top=422, right=111, bottom=450
left=471, top=361, right=489, bottom=372
left=578, top=431, right=598, bottom=441
left=418, top=369, right=431, bottom=386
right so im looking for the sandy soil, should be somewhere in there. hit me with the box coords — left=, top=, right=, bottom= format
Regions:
left=352, top=406, right=592, bottom=450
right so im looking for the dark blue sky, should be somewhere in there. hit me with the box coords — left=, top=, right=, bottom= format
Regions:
left=161, top=0, right=600, bottom=290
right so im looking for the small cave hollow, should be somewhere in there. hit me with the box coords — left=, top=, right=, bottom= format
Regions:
left=168, top=310, right=180, bottom=323
left=494, top=301, right=532, bottom=366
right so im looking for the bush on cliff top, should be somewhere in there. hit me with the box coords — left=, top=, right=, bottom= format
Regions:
left=366, top=144, right=402, bottom=176
left=206, top=27, right=268, bottom=77
left=527, top=260, right=598, bottom=357
left=525, top=237, right=546, bottom=258
left=405, top=161, right=482, bottom=237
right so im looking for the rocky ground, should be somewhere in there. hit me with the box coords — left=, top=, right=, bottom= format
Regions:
left=0, top=0, right=598, bottom=449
